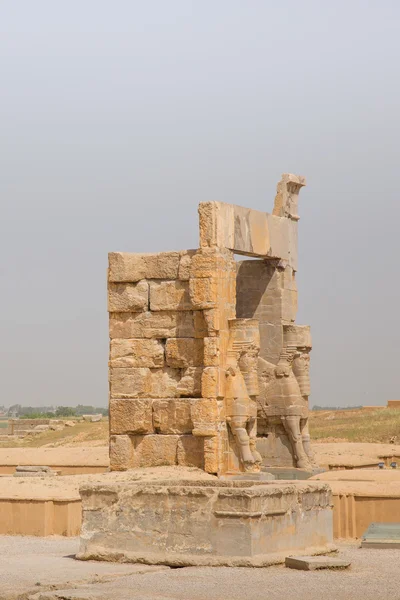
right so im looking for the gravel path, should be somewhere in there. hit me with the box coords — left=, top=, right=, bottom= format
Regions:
left=1, top=537, right=400, bottom=600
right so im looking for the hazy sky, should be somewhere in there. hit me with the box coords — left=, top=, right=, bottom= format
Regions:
left=1, top=1, right=400, bottom=408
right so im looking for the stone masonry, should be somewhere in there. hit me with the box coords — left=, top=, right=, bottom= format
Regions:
left=108, top=174, right=313, bottom=475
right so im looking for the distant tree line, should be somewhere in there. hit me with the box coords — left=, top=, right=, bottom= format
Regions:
left=312, top=405, right=363, bottom=411
left=6, top=404, right=108, bottom=418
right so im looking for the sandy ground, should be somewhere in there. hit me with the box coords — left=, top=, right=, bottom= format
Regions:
left=1, top=538, right=399, bottom=600
left=0, top=536, right=167, bottom=600
left=0, top=466, right=216, bottom=499
left=310, top=466, right=400, bottom=496
left=0, top=447, right=109, bottom=467
left=1, top=441, right=400, bottom=471
left=313, top=442, right=400, bottom=467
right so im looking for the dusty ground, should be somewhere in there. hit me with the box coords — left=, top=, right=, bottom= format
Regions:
left=1, top=441, right=400, bottom=473
left=313, top=442, right=400, bottom=468
left=0, top=466, right=216, bottom=499
left=0, top=447, right=109, bottom=469
left=1, top=537, right=399, bottom=600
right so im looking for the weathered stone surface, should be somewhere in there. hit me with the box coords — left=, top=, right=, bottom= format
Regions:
left=236, top=260, right=286, bottom=364
left=201, top=367, right=224, bottom=399
left=110, top=339, right=164, bottom=368
left=204, top=435, right=220, bottom=473
left=131, top=434, right=178, bottom=467
left=178, top=250, right=196, bottom=280
left=189, top=277, right=218, bottom=309
left=165, top=338, right=204, bottom=368
left=109, top=435, right=132, bottom=471
left=193, top=310, right=208, bottom=338
left=273, top=173, right=306, bottom=221
left=109, top=368, right=181, bottom=398
left=199, top=202, right=269, bottom=256
left=109, top=311, right=196, bottom=339
left=202, top=309, right=220, bottom=336
left=108, top=252, right=180, bottom=282
left=177, top=367, right=202, bottom=397
left=190, top=398, right=221, bottom=436
left=108, top=281, right=148, bottom=312
left=189, top=248, right=236, bottom=278
left=281, top=288, right=297, bottom=323
left=203, top=337, right=220, bottom=366
left=266, top=214, right=290, bottom=262
left=177, top=435, right=204, bottom=468
left=285, top=555, right=350, bottom=571
left=149, top=281, right=193, bottom=311
left=153, top=399, right=193, bottom=434
left=106, top=174, right=311, bottom=477
left=283, top=324, right=312, bottom=349
left=79, top=479, right=334, bottom=566
left=110, top=399, right=153, bottom=435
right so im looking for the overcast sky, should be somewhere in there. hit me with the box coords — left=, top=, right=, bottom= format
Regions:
left=1, top=1, right=399, bottom=408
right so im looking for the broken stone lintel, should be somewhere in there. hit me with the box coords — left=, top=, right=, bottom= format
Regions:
left=198, top=204, right=297, bottom=268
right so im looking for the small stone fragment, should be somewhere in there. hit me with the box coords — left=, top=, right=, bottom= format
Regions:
left=285, top=556, right=351, bottom=571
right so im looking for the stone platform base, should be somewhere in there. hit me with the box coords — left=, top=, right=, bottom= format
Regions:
left=262, top=467, right=325, bottom=480
left=78, top=478, right=334, bottom=567
left=311, top=469, right=400, bottom=539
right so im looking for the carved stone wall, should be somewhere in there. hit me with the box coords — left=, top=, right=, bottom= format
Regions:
left=108, top=247, right=239, bottom=474
left=108, top=173, right=312, bottom=475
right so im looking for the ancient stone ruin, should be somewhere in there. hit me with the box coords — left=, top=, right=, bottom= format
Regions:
left=108, top=173, right=314, bottom=476
left=78, top=174, right=333, bottom=566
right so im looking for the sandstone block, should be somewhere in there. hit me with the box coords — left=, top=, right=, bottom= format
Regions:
left=281, top=288, right=297, bottom=323
left=153, top=399, right=193, bottom=434
left=108, top=253, right=146, bottom=282
left=110, top=399, right=153, bottom=435
left=282, top=266, right=297, bottom=291
left=201, top=367, right=224, bottom=399
left=109, top=311, right=196, bottom=339
left=190, top=398, right=220, bottom=436
left=273, top=173, right=306, bottom=221
left=177, top=367, right=202, bottom=397
left=108, top=252, right=180, bottom=282
left=288, top=218, right=298, bottom=271
left=109, top=367, right=180, bottom=398
left=193, top=310, right=208, bottom=338
left=189, top=248, right=235, bottom=278
left=233, top=204, right=270, bottom=256
left=189, top=277, right=218, bottom=309
left=165, top=338, right=204, bottom=368
left=149, top=281, right=193, bottom=311
left=202, top=309, right=220, bottom=336
left=177, top=435, right=204, bottom=469
left=283, top=324, right=312, bottom=349
left=203, top=337, right=220, bottom=366
left=108, top=281, right=148, bottom=312
left=178, top=250, right=196, bottom=280
left=110, top=434, right=133, bottom=470
left=144, top=252, right=180, bottom=279
left=131, top=434, right=178, bottom=467
left=110, top=339, right=164, bottom=368
left=285, top=556, right=350, bottom=571
left=79, top=480, right=334, bottom=566
left=198, top=202, right=270, bottom=257
left=204, top=435, right=220, bottom=473
left=266, top=214, right=290, bottom=262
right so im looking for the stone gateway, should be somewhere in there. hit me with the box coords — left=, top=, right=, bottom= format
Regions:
left=79, top=174, right=334, bottom=565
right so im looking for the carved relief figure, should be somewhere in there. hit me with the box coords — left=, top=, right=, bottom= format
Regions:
left=257, top=331, right=313, bottom=470
left=225, top=319, right=262, bottom=472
